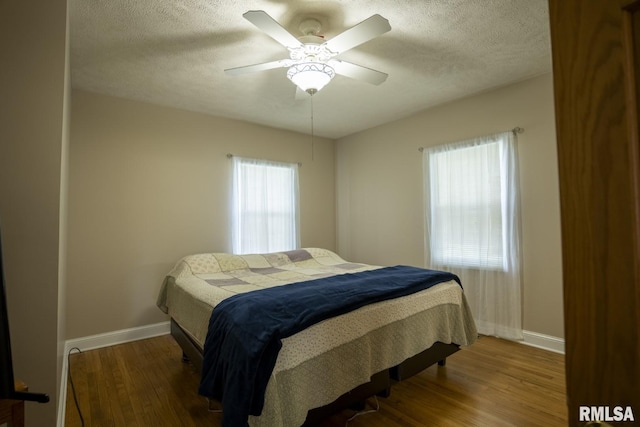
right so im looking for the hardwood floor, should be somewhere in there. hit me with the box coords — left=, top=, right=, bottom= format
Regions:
left=65, top=334, right=567, bottom=426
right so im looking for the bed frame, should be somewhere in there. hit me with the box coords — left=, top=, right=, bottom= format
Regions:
left=170, top=318, right=460, bottom=424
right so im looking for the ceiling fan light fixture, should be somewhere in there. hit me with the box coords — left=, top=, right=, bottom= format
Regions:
left=287, top=62, right=335, bottom=94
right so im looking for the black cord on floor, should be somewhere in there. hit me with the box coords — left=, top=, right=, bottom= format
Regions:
left=67, top=347, right=85, bottom=427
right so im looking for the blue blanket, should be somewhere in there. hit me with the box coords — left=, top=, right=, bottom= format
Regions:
left=198, top=265, right=460, bottom=427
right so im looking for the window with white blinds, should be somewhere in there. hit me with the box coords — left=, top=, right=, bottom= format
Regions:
left=423, top=130, right=523, bottom=339
left=231, top=157, right=300, bottom=255
left=426, top=140, right=504, bottom=269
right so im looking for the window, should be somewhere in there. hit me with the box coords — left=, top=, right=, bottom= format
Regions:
left=423, top=132, right=518, bottom=271
left=231, top=157, right=300, bottom=254
left=423, top=131, right=523, bottom=339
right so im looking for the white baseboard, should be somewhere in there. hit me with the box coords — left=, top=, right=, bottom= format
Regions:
left=58, top=321, right=171, bottom=426
left=522, top=330, right=565, bottom=354
left=64, top=321, right=171, bottom=353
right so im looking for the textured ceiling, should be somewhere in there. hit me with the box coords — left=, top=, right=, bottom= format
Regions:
left=69, top=0, right=551, bottom=139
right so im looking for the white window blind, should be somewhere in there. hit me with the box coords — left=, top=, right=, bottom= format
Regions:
left=427, top=141, right=504, bottom=269
left=231, top=157, right=300, bottom=254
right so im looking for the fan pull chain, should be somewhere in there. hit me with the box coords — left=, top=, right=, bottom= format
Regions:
left=310, top=93, right=315, bottom=161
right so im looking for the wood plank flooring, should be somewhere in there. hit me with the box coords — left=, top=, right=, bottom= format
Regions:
left=65, top=335, right=567, bottom=426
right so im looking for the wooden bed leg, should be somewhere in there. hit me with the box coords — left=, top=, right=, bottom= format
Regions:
left=437, top=358, right=446, bottom=366
left=182, top=351, right=190, bottom=363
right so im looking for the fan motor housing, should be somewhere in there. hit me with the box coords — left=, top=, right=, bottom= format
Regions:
left=291, top=35, right=332, bottom=62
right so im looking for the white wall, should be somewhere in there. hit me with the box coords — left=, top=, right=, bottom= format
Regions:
left=67, top=74, right=564, bottom=342
left=66, top=90, right=336, bottom=339
left=336, top=73, right=564, bottom=339
left=0, top=1, right=69, bottom=425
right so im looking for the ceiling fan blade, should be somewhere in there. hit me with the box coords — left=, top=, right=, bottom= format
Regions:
left=329, top=60, right=388, bottom=85
left=243, top=10, right=303, bottom=49
left=225, top=59, right=290, bottom=75
left=324, top=14, right=391, bottom=54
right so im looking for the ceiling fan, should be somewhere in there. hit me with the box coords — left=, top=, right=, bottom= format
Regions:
left=224, top=10, right=391, bottom=96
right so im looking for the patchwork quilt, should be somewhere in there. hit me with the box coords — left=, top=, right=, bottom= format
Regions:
left=157, top=248, right=378, bottom=340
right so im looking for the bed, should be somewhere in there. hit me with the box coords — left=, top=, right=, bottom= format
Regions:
left=157, top=248, right=477, bottom=426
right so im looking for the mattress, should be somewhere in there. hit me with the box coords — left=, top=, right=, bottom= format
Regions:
left=157, top=248, right=477, bottom=426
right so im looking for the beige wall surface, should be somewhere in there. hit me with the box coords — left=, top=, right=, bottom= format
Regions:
left=0, top=0, right=69, bottom=425
left=336, top=73, right=564, bottom=339
left=66, top=90, right=336, bottom=339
